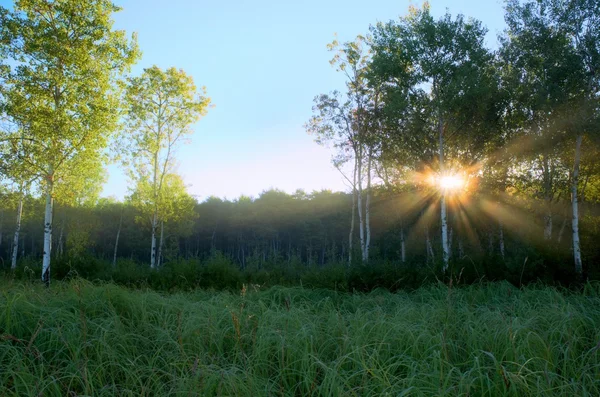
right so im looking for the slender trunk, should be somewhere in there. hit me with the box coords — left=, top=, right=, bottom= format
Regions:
left=365, top=152, right=372, bottom=262
left=151, top=144, right=159, bottom=268
left=542, top=155, right=553, bottom=240
left=448, top=227, right=453, bottom=257
left=458, top=239, right=464, bottom=259
left=572, top=134, right=583, bottom=275
left=348, top=157, right=357, bottom=266
left=499, top=221, right=505, bottom=259
left=57, top=218, right=65, bottom=257
left=158, top=220, right=164, bottom=267
left=11, top=185, right=24, bottom=270
left=425, top=226, right=435, bottom=263
left=241, top=244, right=245, bottom=269
left=356, top=152, right=366, bottom=262
left=150, top=211, right=157, bottom=269
left=112, top=211, right=123, bottom=268
left=400, top=226, right=406, bottom=263
left=41, top=175, right=54, bottom=287
left=557, top=217, right=567, bottom=243
left=544, top=212, right=553, bottom=240
left=439, top=111, right=449, bottom=272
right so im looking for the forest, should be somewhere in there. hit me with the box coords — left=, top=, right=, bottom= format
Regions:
left=1, top=0, right=600, bottom=395
left=0, top=0, right=598, bottom=289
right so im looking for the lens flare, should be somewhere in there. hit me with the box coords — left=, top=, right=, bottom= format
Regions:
left=439, top=175, right=465, bottom=190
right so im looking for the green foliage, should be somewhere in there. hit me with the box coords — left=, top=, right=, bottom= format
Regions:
left=1, top=280, right=600, bottom=395
left=0, top=0, right=139, bottom=197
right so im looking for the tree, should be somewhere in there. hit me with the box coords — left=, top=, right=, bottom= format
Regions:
left=549, top=0, right=600, bottom=275
left=370, top=3, right=499, bottom=272
left=0, top=0, right=139, bottom=285
left=501, top=0, right=595, bottom=275
left=122, top=66, right=210, bottom=268
left=306, top=36, right=379, bottom=263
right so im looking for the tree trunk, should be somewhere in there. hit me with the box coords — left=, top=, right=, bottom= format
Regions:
left=41, top=176, right=54, bottom=287
left=439, top=111, right=449, bottom=272
left=348, top=157, right=357, bottom=266
left=151, top=144, right=159, bottom=268
left=572, top=134, right=583, bottom=276
left=11, top=186, right=24, bottom=270
left=499, top=221, right=505, bottom=259
left=400, top=226, right=406, bottom=263
left=356, top=153, right=366, bottom=262
left=557, top=217, right=567, bottom=243
left=426, top=227, right=434, bottom=263
left=57, top=217, right=65, bottom=257
left=544, top=212, right=553, bottom=240
left=542, top=155, right=553, bottom=240
left=150, top=211, right=158, bottom=269
left=158, top=220, right=164, bottom=267
left=365, top=152, right=372, bottom=262
left=112, top=211, right=123, bottom=268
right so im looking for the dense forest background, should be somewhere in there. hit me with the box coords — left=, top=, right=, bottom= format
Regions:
left=0, top=0, right=599, bottom=289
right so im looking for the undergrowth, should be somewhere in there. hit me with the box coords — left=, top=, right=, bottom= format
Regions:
left=1, top=280, right=600, bottom=396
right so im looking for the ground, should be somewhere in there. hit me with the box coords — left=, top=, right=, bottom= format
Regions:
left=1, top=280, right=599, bottom=396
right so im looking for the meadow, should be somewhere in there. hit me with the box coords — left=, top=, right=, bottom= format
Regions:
left=1, top=279, right=600, bottom=396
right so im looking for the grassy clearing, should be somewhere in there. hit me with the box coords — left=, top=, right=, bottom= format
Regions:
left=1, top=280, right=600, bottom=396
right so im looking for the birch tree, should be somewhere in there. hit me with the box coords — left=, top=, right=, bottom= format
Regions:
left=0, top=0, right=138, bottom=285
left=306, top=36, right=379, bottom=263
left=371, top=3, right=498, bottom=272
left=549, top=0, right=600, bottom=275
left=502, top=0, right=593, bottom=274
left=123, top=66, right=210, bottom=269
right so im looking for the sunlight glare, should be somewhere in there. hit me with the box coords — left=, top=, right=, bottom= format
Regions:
left=439, top=174, right=465, bottom=191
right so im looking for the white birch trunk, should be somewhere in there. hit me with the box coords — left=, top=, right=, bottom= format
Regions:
left=364, top=152, right=372, bottom=262
left=348, top=157, right=357, bottom=266
left=571, top=134, right=583, bottom=276
left=356, top=152, right=366, bottom=262
left=41, top=177, right=54, bottom=286
left=441, top=197, right=449, bottom=271
left=150, top=145, right=159, bottom=269
left=158, top=219, right=164, bottom=268
left=112, top=212, right=123, bottom=268
left=542, top=155, right=553, bottom=240
left=11, top=187, right=24, bottom=270
left=439, top=112, right=449, bottom=272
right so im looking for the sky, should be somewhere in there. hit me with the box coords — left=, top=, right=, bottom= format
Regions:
left=2, top=0, right=508, bottom=201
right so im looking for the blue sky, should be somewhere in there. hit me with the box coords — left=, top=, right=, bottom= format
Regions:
left=3, top=0, right=508, bottom=201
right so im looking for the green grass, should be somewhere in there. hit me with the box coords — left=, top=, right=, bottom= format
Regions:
left=1, top=280, right=600, bottom=396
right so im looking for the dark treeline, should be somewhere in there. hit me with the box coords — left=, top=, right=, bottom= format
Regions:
left=1, top=184, right=598, bottom=289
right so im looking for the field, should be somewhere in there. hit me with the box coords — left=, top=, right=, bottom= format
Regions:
left=1, top=280, right=600, bottom=396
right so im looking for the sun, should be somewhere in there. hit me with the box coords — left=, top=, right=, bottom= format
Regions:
left=439, top=175, right=465, bottom=191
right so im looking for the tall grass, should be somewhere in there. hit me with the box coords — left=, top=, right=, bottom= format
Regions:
left=1, top=280, right=600, bottom=396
